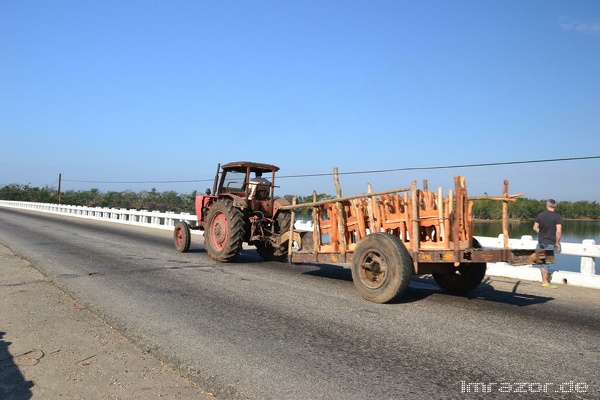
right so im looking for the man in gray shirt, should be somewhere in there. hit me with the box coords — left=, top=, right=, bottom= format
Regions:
left=533, top=199, right=563, bottom=288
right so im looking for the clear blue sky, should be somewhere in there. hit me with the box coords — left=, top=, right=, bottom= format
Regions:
left=2, top=0, right=599, bottom=201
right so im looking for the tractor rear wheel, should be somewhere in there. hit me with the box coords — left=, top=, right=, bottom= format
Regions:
left=173, top=221, right=191, bottom=253
left=204, top=199, right=246, bottom=262
left=351, top=232, right=413, bottom=303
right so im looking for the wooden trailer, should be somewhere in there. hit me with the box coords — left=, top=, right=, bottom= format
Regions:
left=280, top=171, right=554, bottom=303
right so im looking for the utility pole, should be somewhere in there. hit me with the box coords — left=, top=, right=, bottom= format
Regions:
left=58, top=173, right=62, bottom=204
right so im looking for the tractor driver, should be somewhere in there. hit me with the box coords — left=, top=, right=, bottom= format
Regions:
left=248, top=172, right=270, bottom=200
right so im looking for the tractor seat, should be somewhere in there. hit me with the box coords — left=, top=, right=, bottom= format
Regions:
left=254, top=185, right=270, bottom=200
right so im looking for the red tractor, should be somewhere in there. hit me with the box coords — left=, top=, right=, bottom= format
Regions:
left=173, top=161, right=292, bottom=262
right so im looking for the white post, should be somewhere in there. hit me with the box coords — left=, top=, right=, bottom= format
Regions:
left=151, top=210, right=161, bottom=226
left=581, top=239, right=596, bottom=275
left=165, top=211, right=174, bottom=227
left=140, top=210, right=148, bottom=224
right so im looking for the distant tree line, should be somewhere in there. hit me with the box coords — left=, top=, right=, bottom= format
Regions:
left=282, top=193, right=335, bottom=219
left=472, top=198, right=600, bottom=220
left=0, top=184, right=196, bottom=213
left=1, top=184, right=599, bottom=220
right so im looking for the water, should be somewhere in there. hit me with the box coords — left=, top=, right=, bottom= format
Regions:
left=474, top=220, right=600, bottom=273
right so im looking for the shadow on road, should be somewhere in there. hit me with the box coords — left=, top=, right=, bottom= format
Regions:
left=0, top=331, right=33, bottom=400
left=183, top=247, right=206, bottom=254
left=300, top=262, right=354, bottom=282
left=409, top=276, right=554, bottom=306
left=297, top=262, right=553, bottom=307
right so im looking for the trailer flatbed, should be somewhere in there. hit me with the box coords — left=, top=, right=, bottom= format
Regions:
left=281, top=173, right=553, bottom=303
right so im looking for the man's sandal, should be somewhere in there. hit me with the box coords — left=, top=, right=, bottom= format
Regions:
left=541, top=283, right=557, bottom=289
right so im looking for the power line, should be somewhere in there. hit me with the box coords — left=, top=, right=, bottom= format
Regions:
left=61, top=155, right=600, bottom=184
left=63, top=178, right=212, bottom=184
left=282, top=155, right=600, bottom=178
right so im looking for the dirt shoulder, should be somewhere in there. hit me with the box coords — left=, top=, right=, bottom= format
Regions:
left=0, top=243, right=214, bottom=400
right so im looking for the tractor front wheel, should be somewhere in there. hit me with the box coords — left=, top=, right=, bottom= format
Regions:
left=173, top=221, right=191, bottom=253
left=204, top=199, right=246, bottom=262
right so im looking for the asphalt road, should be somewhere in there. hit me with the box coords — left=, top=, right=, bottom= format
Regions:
left=1, top=207, right=599, bottom=399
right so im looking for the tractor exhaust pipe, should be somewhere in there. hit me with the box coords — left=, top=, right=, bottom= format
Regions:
left=212, top=163, right=221, bottom=195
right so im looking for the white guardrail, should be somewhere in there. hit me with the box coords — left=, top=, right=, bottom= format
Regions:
left=1, top=200, right=599, bottom=289
left=0, top=200, right=201, bottom=231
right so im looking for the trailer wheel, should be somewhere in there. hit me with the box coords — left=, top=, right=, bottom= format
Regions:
left=204, top=199, right=245, bottom=262
left=432, top=263, right=486, bottom=293
left=432, top=238, right=486, bottom=293
left=351, top=233, right=413, bottom=303
left=173, top=221, right=191, bottom=253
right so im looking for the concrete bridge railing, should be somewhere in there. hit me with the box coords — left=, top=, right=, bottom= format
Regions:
left=474, top=234, right=599, bottom=289
left=1, top=200, right=598, bottom=289
left=0, top=200, right=199, bottom=231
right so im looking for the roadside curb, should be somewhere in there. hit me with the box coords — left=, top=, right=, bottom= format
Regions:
left=486, top=262, right=600, bottom=290
left=0, top=243, right=215, bottom=400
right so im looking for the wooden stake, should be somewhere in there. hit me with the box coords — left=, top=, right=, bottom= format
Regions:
left=411, top=180, right=419, bottom=254
left=453, top=177, right=462, bottom=266
left=367, top=183, right=375, bottom=234
left=312, top=190, right=319, bottom=258
left=446, top=189, right=453, bottom=247
left=288, top=196, right=296, bottom=263
left=334, top=167, right=347, bottom=257
left=437, top=186, right=444, bottom=244
left=502, top=180, right=509, bottom=249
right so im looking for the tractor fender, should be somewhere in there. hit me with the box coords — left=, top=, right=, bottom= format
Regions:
left=195, top=194, right=217, bottom=225
left=220, top=194, right=247, bottom=209
left=273, top=198, right=291, bottom=215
